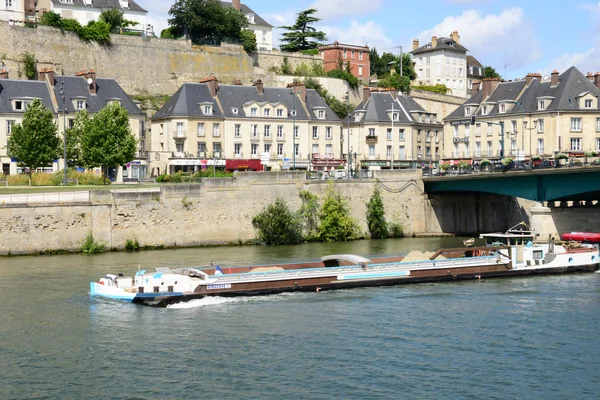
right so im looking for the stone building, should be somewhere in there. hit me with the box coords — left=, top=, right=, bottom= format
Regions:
left=346, top=88, right=444, bottom=171
left=319, top=41, right=370, bottom=80
left=222, top=0, right=273, bottom=51
left=150, top=77, right=343, bottom=175
left=0, top=68, right=146, bottom=178
left=442, top=66, right=600, bottom=163
left=411, top=31, right=468, bottom=98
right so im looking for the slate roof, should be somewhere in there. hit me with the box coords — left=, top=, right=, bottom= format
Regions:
left=53, top=76, right=144, bottom=115
left=445, top=66, right=600, bottom=121
left=0, top=79, right=55, bottom=114
left=467, top=56, right=483, bottom=68
left=152, top=83, right=340, bottom=122
left=220, top=1, right=272, bottom=27
left=51, top=0, right=147, bottom=12
left=348, top=91, right=442, bottom=126
left=412, top=37, right=468, bottom=55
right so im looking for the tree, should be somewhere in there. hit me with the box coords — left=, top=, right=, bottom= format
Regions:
left=81, top=102, right=137, bottom=183
left=370, top=49, right=397, bottom=78
left=317, top=184, right=360, bottom=242
left=7, top=99, right=61, bottom=180
left=280, top=9, right=326, bottom=52
left=99, top=9, right=138, bottom=33
left=65, top=110, right=90, bottom=167
left=168, top=0, right=248, bottom=45
left=483, top=66, right=501, bottom=79
left=252, top=197, right=304, bottom=245
left=366, top=186, right=388, bottom=239
left=298, top=190, right=319, bottom=241
left=240, top=29, right=257, bottom=53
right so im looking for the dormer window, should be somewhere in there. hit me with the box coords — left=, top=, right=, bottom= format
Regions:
left=251, top=107, right=257, bottom=116
left=290, top=110, right=297, bottom=117
left=585, top=99, right=593, bottom=109
left=276, top=108, right=283, bottom=117
left=264, top=108, right=270, bottom=117
left=76, top=99, right=86, bottom=110
left=232, top=108, right=239, bottom=115
left=317, top=110, right=325, bottom=119
left=482, top=106, right=488, bottom=115
left=500, top=104, right=506, bottom=113
left=246, top=14, right=255, bottom=24
left=203, top=105, right=212, bottom=115
left=538, top=100, right=545, bottom=110
left=464, top=107, right=471, bottom=116
left=392, top=112, right=399, bottom=122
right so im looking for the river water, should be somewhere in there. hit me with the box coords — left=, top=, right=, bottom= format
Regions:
left=2, top=237, right=600, bottom=400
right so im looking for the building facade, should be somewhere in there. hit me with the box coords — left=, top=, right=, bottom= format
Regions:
left=319, top=41, right=370, bottom=80
left=411, top=31, right=468, bottom=98
left=221, top=0, right=272, bottom=51
left=0, top=0, right=24, bottom=23
left=467, top=55, right=484, bottom=91
left=150, top=78, right=343, bottom=175
left=0, top=67, right=146, bottom=178
left=442, top=67, right=600, bottom=164
left=50, top=0, right=148, bottom=32
left=346, top=88, right=444, bottom=171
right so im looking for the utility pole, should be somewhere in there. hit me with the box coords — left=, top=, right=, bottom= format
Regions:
left=59, top=80, right=67, bottom=186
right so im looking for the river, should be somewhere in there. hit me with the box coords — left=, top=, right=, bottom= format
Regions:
left=2, top=237, right=600, bottom=400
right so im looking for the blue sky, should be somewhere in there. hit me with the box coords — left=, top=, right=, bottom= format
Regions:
left=137, top=0, right=600, bottom=80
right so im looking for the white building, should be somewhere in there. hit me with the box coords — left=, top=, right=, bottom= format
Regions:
left=221, top=0, right=273, bottom=51
left=0, top=0, right=24, bottom=23
left=50, top=0, right=148, bottom=33
left=411, top=31, right=468, bottom=98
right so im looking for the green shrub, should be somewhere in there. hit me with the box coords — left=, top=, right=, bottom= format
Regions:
left=298, top=190, right=319, bottom=241
left=81, top=232, right=105, bottom=254
left=389, top=221, right=405, bottom=238
left=40, top=11, right=63, bottom=28
left=125, top=238, right=140, bottom=251
left=252, top=197, right=303, bottom=245
left=326, top=69, right=359, bottom=88
left=555, top=153, right=568, bottom=160
left=22, top=52, right=36, bottom=79
left=317, top=183, right=360, bottom=242
left=501, top=157, right=513, bottom=166
left=281, top=56, right=292, bottom=75
left=78, top=20, right=111, bottom=44
left=480, top=159, right=491, bottom=166
left=366, top=186, right=388, bottom=239
left=61, top=18, right=82, bottom=32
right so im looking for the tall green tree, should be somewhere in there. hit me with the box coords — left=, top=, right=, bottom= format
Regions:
left=240, top=29, right=257, bottom=53
left=81, top=102, right=137, bottom=183
left=366, top=186, right=388, bottom=239
left=99, top=9, right=138, bottom=32
left=280, top=9, right=326, bottom=52
left=483, top=66, right=501, bottom=79
left=252, top=197, right=304, bottom=245
left=7, top=99, right=61, bottom=179
left=65, top=110, right=90, bottom=167
left=298, top=190, right=319, bottom=241
left=168, top=0, right=248, bottom=44
left=317, top=184, right=360, bottom=242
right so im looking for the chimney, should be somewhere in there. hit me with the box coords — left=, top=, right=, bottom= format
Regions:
left=431, top=36, right=437, bottom=48
left=594, top=72, right=600, bottom=89
left=39, top=67, right=56, bottom=86
left=471, top=80, right=480, bottom=96
left=363, top=87, right=371, bottom=103
left=75, top=69, right=97, bottom=94
left=525, top=73, right=536, bottom=86
left=587, top=72, right=594, bottom=82
left=234, top=79, right=243, bottom=85
left=412, top=39, right=419, bottom=51
left=451, top=30, right=460, bottom=44
left=551, top=70, right=559, bottom=87
left=200, top=76, right=219, bottom=97
left=481, top=78, right=501, bottom=100
left=232, top=0, right=241, bottom=11
left=253, top=79, right=264, bottom=95
left=289, top=82, right=306, bottom=102
left=0, top=68, right=8, bottom=79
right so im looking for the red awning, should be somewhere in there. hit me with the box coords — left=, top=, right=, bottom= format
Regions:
left=225, top=159, right=263, bottom=171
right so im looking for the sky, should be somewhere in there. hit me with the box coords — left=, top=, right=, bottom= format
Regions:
left=137, top=0, right=600, bottom=80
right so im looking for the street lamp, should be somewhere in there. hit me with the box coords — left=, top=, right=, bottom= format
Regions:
left=512, top=101, right=525, bottom=159
left=346, top=91, right=351, bottom=178
left=290, top=90, right=296, bottom=170
left=59, top=80, right=67, bottom=186
left=391, top=97, right=395, bottom=170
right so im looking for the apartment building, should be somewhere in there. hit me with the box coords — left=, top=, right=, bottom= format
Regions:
left=50, top=0, right=148, bottom=32
left=411, top=31, right=468, bottom=98
left=346, top=88, right=444, bottom=171
left=443, top=66, right=600, bottom=163
left=0, top=68, right=146, bottom=178
left=221, top=0, right=273, bottom=51
left=150, top=78, right=342, bottom=174
left=319, top=41, right=370, bottom=80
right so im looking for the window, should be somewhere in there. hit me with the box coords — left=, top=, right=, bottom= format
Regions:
left=294, top=126, right=299, bottom=138
left=538, top=119, right=545, bottom=133
left=176, top=122, right=184, bottom=138
left=359, top=51, right=363, bottom=60
left=251, top=143, right=258, bottom=156
left=250, top=108, right=257, bottom=116
left=538, top=100, right=545, bottom=110
left=392, top=112, right=399, bottom=122
left=277, top=143, right=284, bottom=156
left=294, top=143, right=299, bottom=156
left=7, top=120, right=14, bottom=136
left=76, top=100, right=85, bottom=110
left=312, top=126, right=318, bottom=139
left=538, top=139, right=544, bottom=154
left=232, top=108, right=238, bottom=115
left=487, top=123, right=493, bottom=136
left=464, top=107, right=471, bottom=116
left=176, top=142, right=184, bottom=153
left=500, top=104, right=506, bottom=113
left=317, top=110, right=325, bottom=119
left=213, top=123, right=220, bottom=137
left=264, top=108, right=270, bottom=117
left=234, top=124, right=241, bottom=137
left=465, top=125, right=470, bottom=137
left=399, top=145, right=405, bottom=160
left=312, top=144, right=319, bottom=155
left=585, top=99, right=593, bottom=108
left=387, top=128, right=392, bottom=141
left=14, top=100, right=23, bottom=111
left=276, top=108, right=283, bottom=117
left=6, top=0, right=13, bottom=7
left=571, top=118, right=582, bottom=132
left=213, top=142, right=222, bottom=155
left=234, top=143, right=242, bottom=156
left=203, top=105, right=212, bottom=115
left=368, top=128, right=375, bottom=137
left=197, top=142, right=206, bottom=156
left=343, top=49, right=347, bottom=59
left=264, top=143, right=271, bottom=154
left=386, top=145, right=392, bottom=158
left=326, top=127, right=332, bottom=139
left=596, top=117, right=600, bottom=132
left=264, top=125, right=271, bottom=138
left=511, top=120, right=517, bottom=132
left=475, top=123, right=481, bottom=136
left=197, top=123, right=205, bottom=137
left=277, top=125, right=284, bottom=138
left=358, top=65, right=363, bottom=76
left=369, top=145, right=375, bottom=157
left=454, top=125, right=459, bottom=137
left=351, top=50, right=355, bottom=59
left=570, top=137, right=582, bottom=151
left=251, top=124, right=258, bottom=138
left=399, top=129, right=405, bottom=141
left=475, top=141, right=481, bottom=157
left=596, top=138, right=600, bottom=151
left=482, top=106, right=488, bottom=115
left=487, top=141, right=493, bottom=156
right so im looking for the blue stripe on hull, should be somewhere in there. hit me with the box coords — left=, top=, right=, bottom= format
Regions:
left=339, top=271, right=410, bottom=280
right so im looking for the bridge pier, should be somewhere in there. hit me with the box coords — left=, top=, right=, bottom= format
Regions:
left=530, top=202, right=557, bottom=240
left=530, top=200, right=600, bottom=240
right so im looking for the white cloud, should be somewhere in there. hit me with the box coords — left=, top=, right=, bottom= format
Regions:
left=321, top=20, right=392, bottom=50
left=415, top=8, right=541, bottom=78
left=136, top=0, right=171, bottom=34
left=308, top=0, right=383, bottom=20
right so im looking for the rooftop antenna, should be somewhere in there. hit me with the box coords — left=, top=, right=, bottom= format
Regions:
left=504, top=64, right=509, bottom=80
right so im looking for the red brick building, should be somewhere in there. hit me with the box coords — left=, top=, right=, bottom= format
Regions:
left=319, top=41, right=370, bottom=80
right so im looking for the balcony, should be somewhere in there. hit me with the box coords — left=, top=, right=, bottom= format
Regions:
left=453, top=137, right=469, bottom=143
left=137, top=150, right=148, bottom=159
left=368, top=153, right=380, bottom=160
left=173, top=130, right=186, bottom=140
left=366, top=135, right=378, bottom=144
left=197, top=151, right=206, bottom=158
left=234, top=152, right=243, bottom=158
left=276, top=135, right=285, bottom=141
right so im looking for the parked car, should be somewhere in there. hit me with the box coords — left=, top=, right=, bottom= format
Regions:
left=532, top=160, right=556, bottom=169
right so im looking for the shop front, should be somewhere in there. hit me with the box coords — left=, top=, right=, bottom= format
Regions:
left=168, top=158, right=226, bottom=174
left=225, top=159, right=263, bottom=172
left=311, top=154, right=346, bottom=171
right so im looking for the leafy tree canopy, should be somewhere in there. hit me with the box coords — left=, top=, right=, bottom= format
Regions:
left=280, top=9, right=326, bottom=52
left=366, top=186, right=388, bottom=239
left=483, top=66, right=501, bottom=79
left=65, top=110, right=90, bottom=167
left=240, top=29, right=257, bottom=53
left=99, top=9, right=138, bottom=33
left=252, top=197, right=304, bottom=245
left=7, top=99, right=61, bottom=178
left=317, top=184, right=360, bottom=242
left=168, top=0, right=248, bottom=44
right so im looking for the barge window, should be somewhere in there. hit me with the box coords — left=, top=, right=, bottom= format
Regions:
left=533, top=250, right=543, bottom=260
